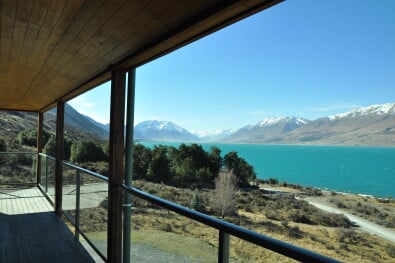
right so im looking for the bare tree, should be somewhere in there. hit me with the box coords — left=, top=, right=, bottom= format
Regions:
left=213, top=170, right=238, bottom=218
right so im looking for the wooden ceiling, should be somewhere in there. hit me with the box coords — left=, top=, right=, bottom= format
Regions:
left=0, top=0, right=282, bottom=112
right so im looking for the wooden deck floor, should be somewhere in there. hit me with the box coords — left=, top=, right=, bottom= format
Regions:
left=0, top=187, right=95, bottom=263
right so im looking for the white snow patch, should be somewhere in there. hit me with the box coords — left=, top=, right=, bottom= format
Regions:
left=329, top=103, right=395, bottom=120
left=257, top=116, right=309, bottom=127
left=192, top=128, right=236, bottom=138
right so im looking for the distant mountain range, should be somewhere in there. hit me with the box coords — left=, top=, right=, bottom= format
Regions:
left=134, top=120, right=198, bottom=142
left=130, top=103, right=395, bottom=146
left=224, top=116, right=310, bottom=143
left=224, top=103, right=395, bottom=146
left=1, top=102, right=395, bottom=146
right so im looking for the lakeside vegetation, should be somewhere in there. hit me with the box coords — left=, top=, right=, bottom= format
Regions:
left=2, top=128, right=395, bottom=262
left=76, top=180, right=395, bottom=262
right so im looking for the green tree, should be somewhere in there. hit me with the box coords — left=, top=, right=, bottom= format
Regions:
left=43, top=136, right=56, bottom=157
left=0, top=137, right=6, bottom=152
left=102, top=142, right=109, bottom=161
left=43, top=136, right=72, bottom=160
left=133, top=144, right=152, bottom=179
left=190, top=189, right=204, bottom=212
left=18, top=128, right=50, bottom=147
left=146, top=145, right=171, bottom=183
left=0, top=137, right=6, bottom=164
left=172, top=143, right=214, bottom=188
left=224, top=151, right=256, bottom=187
left=70, top=140, right=105, bottom=163
left=208, top=146, right=222, bottom=177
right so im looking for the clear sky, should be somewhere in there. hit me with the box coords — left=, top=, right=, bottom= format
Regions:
left=69, top=0, right=395, bottom=133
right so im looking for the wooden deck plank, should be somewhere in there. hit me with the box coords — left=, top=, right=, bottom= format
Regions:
left=0, top=187, right=95, bottom=263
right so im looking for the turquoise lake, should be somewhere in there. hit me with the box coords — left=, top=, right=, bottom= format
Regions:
left=140, top=142, right=395, bottom=198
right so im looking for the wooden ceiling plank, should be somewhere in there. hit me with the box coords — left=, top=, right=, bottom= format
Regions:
left=42, top=0, right=127, bottom=86
left=19, top=0, right=50, bottom=65
left=21, top=0, right=85, bottom=104
left=8, top=0, right=34, bottom=103
left=154, top=0, right=216, bottom=27
left=43, top=0, right=104, bottom=70
left=46, top=0, right=137, bottom=85
left=61, top=4, right=156, bottom=81
left=100, top=18, right=167, bottom=68
left=28, top=0, right=67, bottom=69
left=0, top=0, right=17, bottom=77
left=13, top=0, right=51, bottom=106
left=66, top=0, right=142, bottom=61
left=59, top=2, right=145, bottom=82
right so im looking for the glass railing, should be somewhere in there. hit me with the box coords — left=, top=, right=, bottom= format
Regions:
left=122, top=186, right=340, bottom=263
left=60, top=161, right=109, bottom=262
left=0, top=152, right=37, bottom=187
left=33, top=153, right=340, bottom=263
left=38, top=153, right=56, bottom=202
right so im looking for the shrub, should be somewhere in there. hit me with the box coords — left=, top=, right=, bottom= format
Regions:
left=190, top=189, right=205, bottom=212
left=0, top=137, right=6, bottom=152
left=385, top=244, right=395, bottom=258
left=18, top=128, right=50, bottom=147
left=70, top=140, right=105, bottom=162
left=268, top=178, right=278, bottom=184
left=337, top=229, right=362, bottom=244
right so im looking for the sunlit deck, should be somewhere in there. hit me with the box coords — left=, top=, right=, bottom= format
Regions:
left=0, top=187, right=95, bottom=263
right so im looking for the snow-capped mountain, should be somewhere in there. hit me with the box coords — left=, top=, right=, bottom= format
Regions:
left=80, top=102, right=395, bottom=146
left=225, top=116, right=310, bottom=143
left=192, top=128, right=236, bottom=142
left=134, top=120, right=199, bottom=142
left=329, top=103, right=395, bottom=120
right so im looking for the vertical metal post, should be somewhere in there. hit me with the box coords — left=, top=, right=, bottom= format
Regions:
left=55, top=102, right=65, bottom=216
left=36, top=112, right=43, bottom=185
left=218, top=231, right=230, bottom=263
left=75, top=170, right=81, bottom=240
left=45, top=156, right=48, bottom=193
left=123, top=69, right=136, bottom=263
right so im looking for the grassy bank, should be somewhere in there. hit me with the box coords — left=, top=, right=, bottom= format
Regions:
left=74, top=180, right=395, bottom=262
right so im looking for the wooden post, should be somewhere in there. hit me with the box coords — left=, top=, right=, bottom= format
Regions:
left=55, top=102, right=64, bottom=216
left=107, top=69, right=126, bottom=263
left=36, top=112, right=44, bottom=185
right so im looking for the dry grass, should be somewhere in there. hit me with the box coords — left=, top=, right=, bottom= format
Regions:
left=63, top=181, right=395, bottom=262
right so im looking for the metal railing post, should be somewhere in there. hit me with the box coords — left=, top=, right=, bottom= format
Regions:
left=45, top=155, right=48, bottom=193
left=75, top=170, right=81, bottom=240
left=218, top=231, right=230, bottom=263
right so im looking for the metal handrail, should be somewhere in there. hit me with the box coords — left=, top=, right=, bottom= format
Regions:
left=122, top=184, right=342, bottom=263
left=62, top=161, right=109, bottom=182
left=0, top=151, right=37, bottom=154
left=34, top=153, right=341, bottom=262
left=38, top=152, right=56, bottom=161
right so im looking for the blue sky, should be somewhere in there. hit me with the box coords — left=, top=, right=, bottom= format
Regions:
left=69, top=0, right=395, bottom=132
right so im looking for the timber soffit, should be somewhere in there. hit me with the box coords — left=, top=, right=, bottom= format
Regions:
left=0, top=0, right=283, bottom=113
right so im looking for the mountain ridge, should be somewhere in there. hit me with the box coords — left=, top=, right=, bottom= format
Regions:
left=2, top=102, right=395, bottom=146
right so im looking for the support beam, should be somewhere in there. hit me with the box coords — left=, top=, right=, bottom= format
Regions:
left=108, top=70, right=126, bottom=263
left=55, top=102, right=65, bottom=216
left=36, top=112, right=44, bottom=185
left=123, top=69, right=136, bottom=263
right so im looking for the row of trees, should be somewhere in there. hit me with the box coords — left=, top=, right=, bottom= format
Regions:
left=17, top=128, right=108, bottom=163
left=16, top=129, right=256, bottom=189
left=134, top=143, right=256, bottom=189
